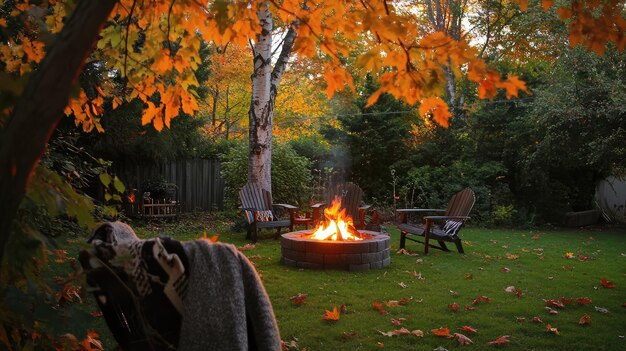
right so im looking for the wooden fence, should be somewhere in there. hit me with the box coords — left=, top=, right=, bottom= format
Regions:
left=113, top=159, right=225, bottom=212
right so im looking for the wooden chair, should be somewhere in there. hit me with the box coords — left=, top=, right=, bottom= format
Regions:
left=239, top=183, right=297, bottom=241
left=312, top=182, right=379, bottom=230
left=396, top=188, right=475, bottom=254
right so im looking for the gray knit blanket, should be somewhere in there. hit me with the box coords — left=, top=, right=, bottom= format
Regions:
left=82, top=221, right=281, bottom=351
left=179, top=240, right=281, bottom=351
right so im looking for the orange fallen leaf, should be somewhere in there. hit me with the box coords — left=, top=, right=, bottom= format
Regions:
left=472, top=295, right=491, bottom=305
left=448, top=302, right=460, bottom=312
left=458, top=326, right=477, bottom=333
left=506, top=253, right=519, bottom=260
left=376, top=341, right=384, bottom=348
left=579, top=313, right=591, bottom=326
left=576, top=297, right=592, bottom=305
left=464, top=274, right=473, bottom=279
left=372, top=301, right=388, bottom=315
left=600, top=278, right=616, bottom=289
left=546, top=324, right=560, bottom=335
left=379, top=327, right=411, bottom=337
left=431, top=327, right=451, bottom=337
left=487, top=335, right=510, bottom=345
left=564, top=252, right=575, bottom=259
left=385, top=300, right=400, bottom=307
left=289, top=293, right=307, bottom=305
left=323, top=306, right=340, bottom=321
left=559, top=297, right=574, bottom=305
left=80, top=330, right=104, bottom=351
left=340, top=304, right=348, bottom=314
left=465, top=304, right=476, bottom=311
left=562, top=265, right=574, bottom=270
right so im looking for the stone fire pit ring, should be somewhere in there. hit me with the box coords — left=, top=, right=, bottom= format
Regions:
left=280, top=230, right=391, bottom=271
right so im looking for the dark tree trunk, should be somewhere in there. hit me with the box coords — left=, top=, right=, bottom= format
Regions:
left=0, top=0, right=117, bottom=267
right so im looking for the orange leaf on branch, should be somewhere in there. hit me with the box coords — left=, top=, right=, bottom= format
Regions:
left=418, top=97, right=452, bottom=128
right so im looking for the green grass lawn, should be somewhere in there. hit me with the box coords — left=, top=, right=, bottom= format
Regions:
left=82, top=215, right=625, bottom=350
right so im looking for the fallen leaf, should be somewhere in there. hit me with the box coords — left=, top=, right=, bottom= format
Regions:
left=415, top=258, right=423, bottom=264
left=600, top=278, right=616, bottom=289
left=560, top=297, right=574, bottom=305
left=579, top=314, right=591, bottom=326
left=238, top=243, right=256, bottom=251
left=516, top=317, right=526, bottom=323
left=396, top=249, right=418, bottom=256
left=531, top=234, right=540, bottom=239
left=399, top=282, right=408, bottom=289
left=411, top=329, right=424, bottom=337
left=340, top=304, right=348, bottom=314
left=90, top=310, right=103, bottom=318
left=545, top=307, right=558, bottom=315
left=520, top=248, right=530, bottom=253
left=505, top=286, right=516, bottom=293
left=450, top=290, right=460, bottom=297
left=464, top=274, right=473, bottom=279
left=564, top=252, right=574, bottom=259
left=391, top=318, right=407, bottom=326
left=376, top=341, right=384, bottom=348
left=546, top=324, right=560, bottom=335
left=407, top=271, right=425, bottom=280
left=80, top=330, right=104, bottom=351
left=323, top=306, right=340, bottom=321
left=577, top=255, right=594, bottom=261
left=458, top=326, right=477, bottom=333
left=281, top=338, right=299, bottom=350
left=623, top=302, right=626, bottom=307
left=379, top=327, right=411, bottom=337
left=472, top=295, right=491, bottom=305
left=531, top=316, right=544, bottom=323
left=487, top=335, right=510, bottom=345
left=385, top=300, right=400, bottom=307
left=431, top=327, right=452, bottom=337
left=433, top=347, right=448, bottom=351
left=576, top=297, right=592, bottom=305
left=465, top=304, right=476, bottom=311
left=562, top=265, right=574, bottom=270
left=289, top=293, right=307, bottom=305
left=500, top=267, right=511, bottom=273
left=544, top=299, right=565, bottom=309
left=372, top=301, right=389, bottom=315
left=594, top=306, right=609, bottom=314
left=399, top=297, right=413, bottom=305
left=453, top=333, right=473, bottom=345
left=448, top=303, right=460, bottom=312
left=506, top=253, right=519, bottom=260
left=203, top=231, right=219, bottom=243
left=515, top=289, right=523, bottom=298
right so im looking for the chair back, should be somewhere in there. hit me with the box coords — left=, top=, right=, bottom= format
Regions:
left=445, top=188, right=476, bottom=217
left=327, top=182, right=363, bottom=222
left=240, top=183, right=273, bottom=224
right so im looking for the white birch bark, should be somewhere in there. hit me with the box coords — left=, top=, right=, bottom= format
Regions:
left=248, top=2, right=298, bottom=193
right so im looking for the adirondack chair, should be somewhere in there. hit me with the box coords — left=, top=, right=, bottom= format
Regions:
left=312, top=182, right=380, bottom=230
left=396, top=188, right=475, bottom=254
left=239, top=183, right=297, bottom=241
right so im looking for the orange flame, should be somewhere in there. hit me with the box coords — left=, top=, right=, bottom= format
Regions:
left=309, top=197, right=363, bottom=241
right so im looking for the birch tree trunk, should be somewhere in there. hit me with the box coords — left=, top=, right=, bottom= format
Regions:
left=248, top=2, right=298, bottom=193
left=0, top=0, right=116, bottom=267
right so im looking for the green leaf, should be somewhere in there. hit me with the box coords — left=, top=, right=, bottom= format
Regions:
left=104, top=193, right=112, bottom=201
left=113, top=176, right=126, bottom=193
left=99, top=173, right=111, bottom=187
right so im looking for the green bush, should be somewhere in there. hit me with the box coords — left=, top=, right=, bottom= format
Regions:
left=221, top=141, right=312, bottom=209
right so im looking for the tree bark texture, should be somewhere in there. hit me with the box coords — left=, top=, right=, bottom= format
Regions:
left=0, top=0, right=116, bottom=266
left=247, top=2, right=298, bottom=194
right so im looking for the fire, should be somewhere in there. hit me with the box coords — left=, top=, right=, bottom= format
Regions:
left=309, top=197, right=364, bottom=241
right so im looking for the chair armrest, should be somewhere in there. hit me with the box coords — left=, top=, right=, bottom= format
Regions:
left=311, top=203, right=326, bottom=208
left=274, top=203, right=297, bottom=210
left=359, top=204, right=371, bottom=211
left=424, top=215, right=470, bottom=221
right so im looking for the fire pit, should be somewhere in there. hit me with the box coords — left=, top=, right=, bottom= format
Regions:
left=280, top=198, right=390, bottom=271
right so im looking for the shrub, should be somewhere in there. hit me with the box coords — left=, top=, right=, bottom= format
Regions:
left=221, top=141, right=312, bottom=209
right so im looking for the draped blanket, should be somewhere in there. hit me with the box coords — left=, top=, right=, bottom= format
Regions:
left=80, top=221, right=280, bottom=351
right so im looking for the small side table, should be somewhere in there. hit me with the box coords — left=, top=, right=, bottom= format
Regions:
left=293, top=217, right=313, bottom=230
